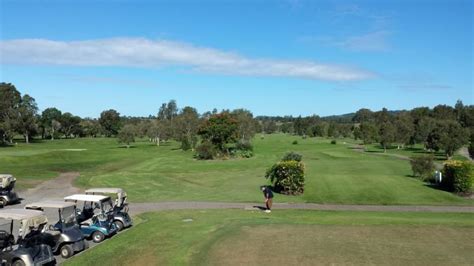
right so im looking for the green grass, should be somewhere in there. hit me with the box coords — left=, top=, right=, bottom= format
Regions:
left=0, top=135, right=471, bottom=205
left=364, top=143, right=468, bottom=161
left=64, top=210, right=474, bottom=266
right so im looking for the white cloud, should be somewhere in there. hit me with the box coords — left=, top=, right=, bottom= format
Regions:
left=336, top=30, right=390, bottom=52
left=0, top=38, right=374, bottom=81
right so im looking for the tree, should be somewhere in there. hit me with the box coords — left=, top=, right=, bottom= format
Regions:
left=80, top=119, right=101, bottom=138
left=394, top=113, right=414, bottom=149
left=158, top=100, right=178, bottom=121
left=432, top=104, right=456, bottom=121
left=378, top=121, right=396, bottom=152
left=117, top=124, right=136, bottom=148
left=263, top=120, right=278, bottom=134
left=146, top=120, right=164, bottom=146
left=0, top=83, right=21, bottom=144
left=99, top=109, right=121, bottom=137
left=327, top=123, right=339, bottom=138
left=359, top=122, right=378, bottom=145
left=280, top=122, right=294, bottom=134
left=427, top=121, right=469, bottom=158
left=175, top=106, right=200, bottom=150
left=469, top=133, right=474, bottom=159
left=60, top=112, right=81, bottom=138
left=198, top=113, right=238, bottom=153
left=412, top=117, right=435, bottom=146
left=41, top=108, right=62, bottom=140
left=232, top=109, right=256, bottom=141
left=15, top=94, right=38, bottom=143
left=375, top=108, right=395, bottom=152
left=352, top=108, right=373, bottom=123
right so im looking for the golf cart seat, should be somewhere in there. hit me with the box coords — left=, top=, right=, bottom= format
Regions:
left=80, top=218, right=93, bottom=227
left=0, top=230, right=14, bottom=249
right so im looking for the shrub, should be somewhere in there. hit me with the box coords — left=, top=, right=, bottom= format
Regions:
left=236, top=140, right=253, bottom=151
left=282, top=152, right=302, bottom=162
left=195, top=141, right=216, bottom=160
left=441, top=160, right=473, bottom=193
left=180, top=138, right=192, bottom=151
left=292, top=140, right=298, bottom=145
left=237, top=150, right=254, bottom=158
left=265, top=160, right=305, bottom=195
left=330, top=140, right=337, bottom=144
left=410, top=155, right=435, bottom=181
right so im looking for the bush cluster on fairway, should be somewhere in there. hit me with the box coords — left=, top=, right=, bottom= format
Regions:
left=266, top=153, right=305, bottom=195
left=281, top=152, right=303, bottom=162
left=331, top=140, right=337, bottom=144
left=410, top=155, right=435, bottom=181
left=442, top=160, right=473, bottom=193
left=292, top=140, right=298, bottom=145
left=195, top=141, right=217, bottom=160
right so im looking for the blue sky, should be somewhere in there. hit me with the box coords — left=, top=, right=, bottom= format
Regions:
left=0, top=0, right=472, bottom=117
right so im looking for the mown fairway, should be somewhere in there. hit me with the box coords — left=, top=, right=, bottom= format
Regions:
left=0, top=134, right=471, bottom=205
left=64, top=210, right=474, bottom=266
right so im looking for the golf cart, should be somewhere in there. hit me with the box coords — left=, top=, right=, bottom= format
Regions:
left=0, top=209, right=55, bottom=266
left=25, top=201, right=87, bottom=258
left=0, top=175, right=20, bottom=208
left=64, top=194, right=117, bottom=243
left=85, top=188, right=132, bottom=231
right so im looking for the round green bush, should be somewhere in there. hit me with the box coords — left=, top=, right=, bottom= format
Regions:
left=265, top=160, right=305, bottom=195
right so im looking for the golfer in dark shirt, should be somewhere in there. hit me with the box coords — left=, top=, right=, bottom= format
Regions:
left=261, top=186, right=274, bottom=213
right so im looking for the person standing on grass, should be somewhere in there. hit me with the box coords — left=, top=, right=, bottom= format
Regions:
left=261, top=186, right=274, bottom=213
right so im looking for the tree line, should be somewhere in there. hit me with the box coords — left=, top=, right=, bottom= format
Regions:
left=1, top=82, right=473, bottom=159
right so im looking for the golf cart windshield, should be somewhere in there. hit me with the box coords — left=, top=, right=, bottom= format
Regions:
left=60, top=206, right=77, bottom=228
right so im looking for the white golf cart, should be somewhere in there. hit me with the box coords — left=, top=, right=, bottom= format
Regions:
left=85, top=188, right=132, bottom=231
left=25, top=201, right=87, bottom=258
left=0, top=209, right=55, bottom=266
left=64, top=194, right=117, bottom=243
left=0, top=175, right=20, bottom=208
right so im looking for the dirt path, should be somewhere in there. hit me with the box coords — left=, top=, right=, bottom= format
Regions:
left=6, top=172, right=81, bottom=209
left=128, top=201, right=474, bottom=215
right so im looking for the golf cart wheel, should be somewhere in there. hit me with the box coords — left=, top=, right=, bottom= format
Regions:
left=12, top=259, right=26, bottom=266
left=60, top=244, right=74, bottom=258
left=0, top=198, right=6, bottom=208
left=92, top=231, right=105, bottom=243
left=114, top=220, right=124, bottom=231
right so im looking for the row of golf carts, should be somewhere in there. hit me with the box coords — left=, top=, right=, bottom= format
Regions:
left=0, top=175, right=133, bottom=265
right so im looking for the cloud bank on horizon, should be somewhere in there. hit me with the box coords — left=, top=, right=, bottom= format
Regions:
left=0, top=38, right=375, bottom=82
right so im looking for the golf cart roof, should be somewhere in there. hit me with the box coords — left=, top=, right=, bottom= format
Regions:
left=85, top=188, right=125, bottom=194
left=0, top=209, right=46, bottom=220
left=64, top=194, right=110, bottom=202
left=25, top=200, right=76, bottom=210
left=0, top=174, right=16, bottom=188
